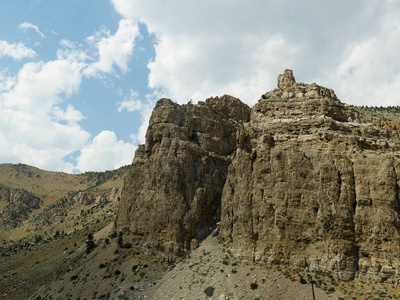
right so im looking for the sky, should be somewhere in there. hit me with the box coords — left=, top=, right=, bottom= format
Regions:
left=0, top=0, right=399, bottom=173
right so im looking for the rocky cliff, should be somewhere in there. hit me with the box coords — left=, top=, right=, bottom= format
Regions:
left=116, top=96, right=250, bottom=258
left=0, top=185, right=41, bottom=209
left=118, top=70, right=400, bottom=281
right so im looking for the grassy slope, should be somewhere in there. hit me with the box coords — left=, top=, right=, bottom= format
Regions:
left=0, top=164, right=127, bottom=205
left=0, top=163, right=131, bottom=299
left=0, top=163, right=128, bottom=241
left=0, top=219, right=117, bottom=299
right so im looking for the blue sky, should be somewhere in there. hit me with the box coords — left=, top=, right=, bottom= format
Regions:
left=1, top=0, right=399, bottom=173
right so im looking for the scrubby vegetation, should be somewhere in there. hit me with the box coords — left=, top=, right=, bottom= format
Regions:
left=0, top=202, right=31, bottom=228
left=33, top=196, right=74, bottom=226
left=204, top=286, right=215, bottom=297
left=355, top=105, right=400, bottom=127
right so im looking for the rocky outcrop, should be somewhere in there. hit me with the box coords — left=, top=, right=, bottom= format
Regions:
left=116, top=96, right=250, bottom=257
left=119, top=70, right=400, bottom=281
left=0, top=185, right=41, bottom=209
left=109, top=188, right=121, bottom=202
left=220, top=70, right=400, bottom=282
left=73, top=192, right=95, bottom=205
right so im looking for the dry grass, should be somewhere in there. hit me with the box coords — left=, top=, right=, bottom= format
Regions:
left=0, top=163, right=127, bottom=242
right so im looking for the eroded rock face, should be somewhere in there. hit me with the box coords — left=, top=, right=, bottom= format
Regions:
left=220, top=71, right=400, bottom=281
left=119, top=70, right=400, bottom=281
left=73, top=192, right=95, bottom=205
left=116, top=96, right=250, bottom=257
left=0, top=185, right=41, bottom=209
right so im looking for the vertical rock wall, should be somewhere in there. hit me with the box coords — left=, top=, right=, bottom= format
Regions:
left=219, top=70, right=400, bottom=281
left=116, top=96, right=250, bottom=257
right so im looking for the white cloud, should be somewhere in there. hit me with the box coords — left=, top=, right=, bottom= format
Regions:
left=0, top=40, right=37, bottom=60
left=19, top=22, right=45, bottom=38
left=57, top=39, right=89, bottom=63
left=0, top=16, right=147, bottom=173
left=112, top=0, right=400, bottom=107
left=2, top=60, right=85, bottom=113
left=76, top=130, right=136, bottom=172
left=117, top=90, right=144, bottom=112
left=52, top=104, right=85, bottom=124
left=328, top=13, right=400, bottom=106
left=118, top=90, right=155, bottom=144
left=0, top=59, right=90, bottom=172
left=0, top=69, right=15, bottom=93
left=0, top=17, right=142, bottom=172
left=84, top=18, right=140, bottom=77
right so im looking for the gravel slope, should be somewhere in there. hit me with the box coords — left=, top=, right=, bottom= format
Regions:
left=149, top=236, right=345, bottom=300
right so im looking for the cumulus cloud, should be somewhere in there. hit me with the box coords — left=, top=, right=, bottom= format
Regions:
left=328, top=13, right=400, bottom=106
left=57, top=39, right=89, bottom=63
left=0, top=17, right=142, bottom=172
left=0, top=59, right=90, bottom=171
left=19, top=22, right=46, bottom=38
left=112, top=0, right=400, bottom=106
left=84, top=18, right=139, bottom=77
left=118, top=90, right=155, bottom=144
left=0, top=69, right=15, bottom=93
left=0, top=40, right=37, bottom=60
left=75, top=130, right=136, bottom=172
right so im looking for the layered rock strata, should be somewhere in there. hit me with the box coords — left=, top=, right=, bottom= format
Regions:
left=118, top=70, right=400, bottom=281
left=116, top=96, right=250, bottom=257
left=220, top=70, right=400, bottom=281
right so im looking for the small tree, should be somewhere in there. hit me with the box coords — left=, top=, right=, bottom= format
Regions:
left=86, top=233, right=95, bottom=254
left=34, top=234, right=42, bottom=244
left=117, top=231, right=123, bottom=247
left=204, top=286, right=215, bottom=297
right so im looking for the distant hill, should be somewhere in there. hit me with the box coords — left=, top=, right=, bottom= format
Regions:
left=0, top=163, right=131, bottom=299
left=0, top=163, right=129, bottom=241
left=0, top=163, right=129, bottom=205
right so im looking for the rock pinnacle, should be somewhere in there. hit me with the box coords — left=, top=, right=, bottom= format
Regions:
left=277, top=69, right=296, bottom=89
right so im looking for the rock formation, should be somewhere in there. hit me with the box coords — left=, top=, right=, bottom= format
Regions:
left=116, top=96, right=250, bottom=257
left=220, top=70, right=400, bottom=282
left=109, top=188, right=121, bottom=202
left=0, top=185, right=41, bottom=209
left=118, top=70, right=400, bottom=281
left=73, top=192, right=95, bottom=205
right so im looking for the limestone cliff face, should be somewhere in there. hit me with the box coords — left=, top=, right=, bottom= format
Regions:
left=116, top=96, right=250, bottom=256
left=220, top=70, right=400, bottom=281
left=118, top=70, right=400, bottom=281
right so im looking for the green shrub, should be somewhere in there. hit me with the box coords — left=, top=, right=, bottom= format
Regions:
left=70, top=275, right=78, bottom=281
left=250, top=282, right=258, bottom=290
left=204, top=286, right=215, bottom=297
left=300, top=277, right=307, bottom=284
left=86, top=233, right=95, bottom=254
left=327, top=287, right=335, bottom=294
